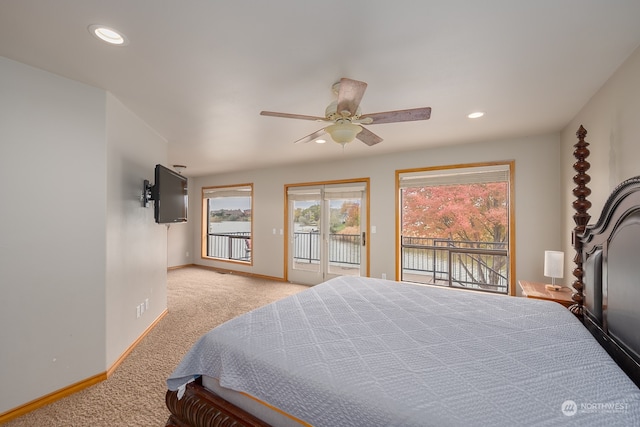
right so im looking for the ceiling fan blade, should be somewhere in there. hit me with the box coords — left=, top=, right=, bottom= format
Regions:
left=294, top=128, right=327, bottom=144
left=356, top=127, right=383, bottom=146
left=260, top=111, right=327, bottom=121
left=360, top=107, right=431, bottom=124
left=336, top=78, right=367, bottom=117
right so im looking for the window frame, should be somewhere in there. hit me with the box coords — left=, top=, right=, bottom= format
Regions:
left=395, top=161, right=515, bottom=295
left=201, top=183, right=253, bottom=265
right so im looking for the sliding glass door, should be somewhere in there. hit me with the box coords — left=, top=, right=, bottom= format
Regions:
left=287, top=182, right=367, bottom=285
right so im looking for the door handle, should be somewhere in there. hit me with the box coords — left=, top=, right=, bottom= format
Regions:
left=362, top=231, right=366, bottom=246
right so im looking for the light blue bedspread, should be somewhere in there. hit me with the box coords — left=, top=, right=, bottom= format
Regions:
left=167, top=276, right=640, bottom=426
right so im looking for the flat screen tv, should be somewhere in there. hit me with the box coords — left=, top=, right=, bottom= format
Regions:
left=150, top=164, right=188, bottom=224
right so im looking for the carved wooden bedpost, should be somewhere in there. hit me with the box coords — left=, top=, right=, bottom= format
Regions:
left=570, top=125, right=591, bottom=319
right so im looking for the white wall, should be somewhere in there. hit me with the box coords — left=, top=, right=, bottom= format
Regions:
left=192, top=132, right=562, bottom=290
left=0, top=57, right=169, bottom=414
left=105, top=94, right=168, bottom=366
left=561, top=45, right=640, bottom=279
left=0, top=57, right=107, bottom=412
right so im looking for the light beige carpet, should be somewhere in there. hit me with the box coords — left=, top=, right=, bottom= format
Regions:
left=4, top=267, right=308, bottom=427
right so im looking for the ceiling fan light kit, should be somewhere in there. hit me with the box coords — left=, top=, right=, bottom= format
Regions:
left=325, top=121, right=362, bottom=145
left=260, top=77, right=431, bottom=147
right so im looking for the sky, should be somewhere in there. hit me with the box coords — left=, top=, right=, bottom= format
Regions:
left=209, top=196, right=251, bottom=210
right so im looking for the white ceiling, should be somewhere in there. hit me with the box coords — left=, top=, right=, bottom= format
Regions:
left=2, top=1, right=640, bottom=177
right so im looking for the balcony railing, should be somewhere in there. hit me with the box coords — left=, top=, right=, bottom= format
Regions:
left=402, top=237, right=508, bottom=293
left=293, top=232, right=361, bottom=265
left=207, top=231, right=508, bottom=294
left=207, top=232, right=251, bottom=261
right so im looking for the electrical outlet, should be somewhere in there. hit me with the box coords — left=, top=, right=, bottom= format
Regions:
left=136, top=305, right=141, bottom=318
left=145, top=298, right=149, bottom=310
left=382, top=273, right=387, bottom=279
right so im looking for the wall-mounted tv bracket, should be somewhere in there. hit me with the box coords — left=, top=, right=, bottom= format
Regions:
left=142, top=179, right=155, bottom=207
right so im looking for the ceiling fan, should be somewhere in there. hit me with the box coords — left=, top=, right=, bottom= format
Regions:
left=260, top=78, right=431, bottom=146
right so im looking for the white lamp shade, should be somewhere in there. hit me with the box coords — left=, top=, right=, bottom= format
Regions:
left=544, top=250, right=564, bottom=279
left=326, top=122, right=362, bottom=144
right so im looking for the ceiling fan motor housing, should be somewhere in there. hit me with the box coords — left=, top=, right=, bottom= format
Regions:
left=325, top=100, right=361, bottom=121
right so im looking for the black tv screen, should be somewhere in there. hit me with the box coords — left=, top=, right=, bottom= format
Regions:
left=152, top=164, right=188, bottom=224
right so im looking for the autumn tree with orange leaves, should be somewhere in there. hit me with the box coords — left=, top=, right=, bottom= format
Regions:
left=402, top=182, right=509, bottom=288
left=402, top=182, right=508, bottom=243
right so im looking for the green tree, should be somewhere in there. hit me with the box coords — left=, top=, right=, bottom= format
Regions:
left=295, top=204, right=320, bottom=226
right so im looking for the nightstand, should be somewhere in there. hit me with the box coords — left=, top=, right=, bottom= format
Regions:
left=518, top=280, right=574, bottom=308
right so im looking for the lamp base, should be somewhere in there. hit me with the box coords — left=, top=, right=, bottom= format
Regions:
left=545, top=284, right=563, bottom=292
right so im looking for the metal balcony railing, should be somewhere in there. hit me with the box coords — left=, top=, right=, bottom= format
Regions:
left=207, top=232, right=251, bottom=261
left=401, top=237, right=508, bottom=294
left=207, top=232, right=509, bottom=294
left=292, top=232, right=361, bottom=265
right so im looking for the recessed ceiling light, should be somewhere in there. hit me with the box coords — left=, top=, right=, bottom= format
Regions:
left=315, top=139, right=326, bottom=144
left=88, top=24, right=128, bottom=46
left=468, top=112, right=485, bottom=119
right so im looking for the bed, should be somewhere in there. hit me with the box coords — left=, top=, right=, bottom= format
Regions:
left=165, top=126, right=640, bottom=426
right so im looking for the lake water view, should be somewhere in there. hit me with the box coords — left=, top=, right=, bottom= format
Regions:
left=210, top=221, right=317, bottom=234
left=209, top=221, right=251, bottom=234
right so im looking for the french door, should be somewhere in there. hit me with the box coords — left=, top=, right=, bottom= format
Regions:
left=287, top=181, right=368, bottom=285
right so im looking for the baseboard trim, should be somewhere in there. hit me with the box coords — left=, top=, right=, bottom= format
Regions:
left=189, top=263, right=286, bottom=282
left=107, top=308, right=168, bottom=376
left=0, top=309, right=169, bottom=424
left=168, top=263, right=191, bottom=271
left=0, top=372, right=107, bottom=423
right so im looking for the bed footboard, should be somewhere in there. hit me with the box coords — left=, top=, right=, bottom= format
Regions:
left=165, top=378, right=271, bottom=427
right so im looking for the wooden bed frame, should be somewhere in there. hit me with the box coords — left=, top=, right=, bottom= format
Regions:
left=570, top=126, right=640, bottom=387
left=165, top=125, right=640, bottom=426
left=165, top=376, right=270, bottom=427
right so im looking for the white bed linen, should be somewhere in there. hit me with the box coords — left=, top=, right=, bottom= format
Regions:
left=168, top=276, right=640, bottom=426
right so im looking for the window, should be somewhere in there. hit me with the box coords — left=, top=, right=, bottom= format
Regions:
left=201, top=184, right=253, bottom=263
left=397, top=162, right=514, bottom=294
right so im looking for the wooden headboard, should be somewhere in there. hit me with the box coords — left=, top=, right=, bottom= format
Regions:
left=571, top=126, right=640, bottom=387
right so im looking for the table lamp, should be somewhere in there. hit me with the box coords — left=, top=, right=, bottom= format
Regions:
left=544, top=250, right=564, bottom=289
